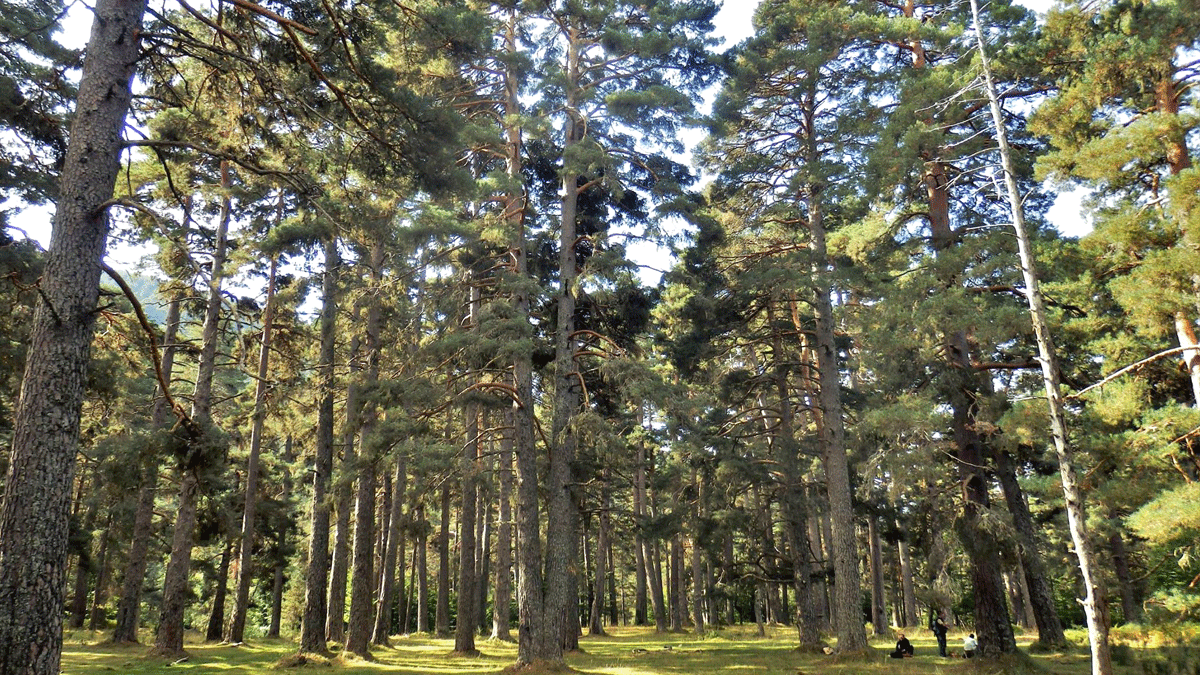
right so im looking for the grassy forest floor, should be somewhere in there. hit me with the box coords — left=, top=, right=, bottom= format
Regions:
left=59, top=624, right=1195, bottom=675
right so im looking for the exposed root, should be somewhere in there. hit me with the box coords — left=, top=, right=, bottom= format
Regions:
left=272, top=652, right=333, bottom=669
left=498, top=658, right=577, bottom=674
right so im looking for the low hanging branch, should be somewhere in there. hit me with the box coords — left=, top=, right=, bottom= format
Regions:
left=100, top=263, right=191, bottom=425
left=1069, top=345, right=1196, bottom=400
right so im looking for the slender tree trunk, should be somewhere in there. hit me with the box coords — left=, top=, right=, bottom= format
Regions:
left=417, top=505, right=430, bottom=633
left=803, top=116, right=867, bottom=651
left=299, top=236, right=339, bottom=655
left=689, top=474, right=704, bottom=635
left=157, top=159, right=234, bottom=657
left=436, top=485, right=452, bottom=637
left=68, top=497, right=94, bottom=630
left=897, top=534, right=917, bottom=628
left=373, top=456, right=406, bottom=644
left=455, top=279, right=481, bottom=654
left=477, top=461, right=493, bottom=634
left=669, top=536, right=683, bottom=632
left=88, top=521, right=112, bottom=630
left=112, top=293, right=181, bottom=643
left=327, top=330, right=360, bottom=644
left=268, top=562, right=284, bottom=638
left=633, top=452, right=648, bottom=627
left=491, top=432, right=514, bottom=641
left=206, top=539, right=232, bottom=641
left=971, top=5, right=1112, bottom=671
left=1109, top=526, right=1141, bottom=624
left=227, top=255, right=278, bottom=643
left=589, top=481, right=610, bottom=636
left=0, top=0, right=145, bottom=668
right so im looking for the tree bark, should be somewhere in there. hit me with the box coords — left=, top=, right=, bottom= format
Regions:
left=589, top=481, right=610, bottom=636
left=436, top=484, right=451, bottom=637
left=416, top=505, right=429, bottom=633
left=633, top=450, right=648, bottom=627
left=1109, top=526, right=1141, bottom=624
left=897, top=534, right=917, bottom=628
left=373, top=456, right=406, bottom=644
left=868, top=518, right=887, bottom=635
left=299, top=236, right=339, bottom=655
left=0, top=0, right=145, bottom=668
left=455, top=279, right=481, bottom=655
left=491, top=431, right=514, bottom=641
left=227, top=255, right=278, bottom=643
left=327, top=330, right=360, bottom=645
left=205, top=539, right=232, bottom=641
left=996, top=451, right=1066, bottom=646
left=268, top=561, right=284, bottom=638
left=112, top=293, right=181, bottom=643
left=344, top=460, right=377, bottom=657
left=88, top=521, right=112, bottom=630
left=971, top=5, right=1112, bottom=671
left=157, top=159, right=234, bottom=657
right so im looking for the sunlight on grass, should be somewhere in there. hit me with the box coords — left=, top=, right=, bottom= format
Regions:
left=57, top=625, right=1166, bottom=675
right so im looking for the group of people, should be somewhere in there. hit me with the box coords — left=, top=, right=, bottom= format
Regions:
left=888, top=612, right=977, bottom=659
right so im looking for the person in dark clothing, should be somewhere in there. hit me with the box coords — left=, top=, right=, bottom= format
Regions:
left=890, top=633, right=915, bottom=659
left=932, top=613, right=948, bottom=657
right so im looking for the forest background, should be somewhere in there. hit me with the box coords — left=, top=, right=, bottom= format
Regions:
left=1, top=0, right=1199, bottom=674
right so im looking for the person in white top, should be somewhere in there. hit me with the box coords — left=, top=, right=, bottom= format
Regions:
left=962, top=633, right=977, bottom=658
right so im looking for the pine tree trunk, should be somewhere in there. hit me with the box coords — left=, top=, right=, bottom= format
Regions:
left=589, top=482, right=610, bottom=636
left=996, top=451, right=1066, bottom=646
left=897, top=534, right=917, bottom=628
left=455, top=279, right=481, bottom=654
left=868, top=518, right=887, bottom=635
left=416, top=507, right=429, bottom=633
left=268, top=562, right=284, bottom=638
left=633, top=453, right=648, bottom=627
left=112, top=293, right=181, bottom=644
left=436, top=485, right=451, bottom=637
left=1109, top=527, right=1141, bottom=624
left=327, top=331, right=360, bottom=645
left=206, top=539, right=232, bottom=641
left=299, top=236, right=340, bottom=655
left=689, top=479, right=704, bottom=635
left=157, top=159, right=233, bottom=657
left=491, top=432, right=514, bottom=641
left=0, top=0, right=145, bottom=668
left=345, top=461, right=377, bottom=657
left=88, top=521, right=112, bottom=630
left=226, top=256, right=278, bottom=643
left=477, top=467, right=493, bottom=634
left=155, top=471, right=198, bottom=655
left=669, top=537, right=683, bottom=632
left=970, top=5, right=1113, bottom=671
left=373, top=456, right=406, bottom=644
left=804, top=136, right=867, bottom=652
left=68, top=497, right=94, bottom=630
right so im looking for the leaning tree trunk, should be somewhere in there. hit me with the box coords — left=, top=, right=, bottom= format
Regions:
left=0, top=0, right=145, bottom=669
left=996, top=451, right=1066, bottom=647
left=299, top=235, right=340, bottom=655
left=970, top=4, right=1113, bottom=672
left=112, top=293, right=181, bottom=643
left=157, top=159, right=234, bottom=658
left=226, top=257, right=279, bottom=643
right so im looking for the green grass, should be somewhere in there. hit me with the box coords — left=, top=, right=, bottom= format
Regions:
left=58, top=626, right=1144, bottom=674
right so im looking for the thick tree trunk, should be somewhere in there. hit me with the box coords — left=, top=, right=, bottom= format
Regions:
left=0, top=0, right=145, bottom=669
left=436, top=485, right=451, bottom=637
left=112, top=293, right=181, bottom=643
left=155, top=471, right=199, bottom=654
left=669, top=536, right=684, bottom=632
left=205, top=539, right=232, bottom=641
left=344, top=461, right=377, bottom=657
left=299, top=236, right=339, bottom=655
left=996, top=451, right=1066, bottom=646
left=227, top=256, right=278, bottom=644
left=868, top=518, right=887, bottom=635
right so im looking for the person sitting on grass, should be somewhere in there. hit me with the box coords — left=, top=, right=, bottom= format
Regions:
left=890, top=633, right=915, bottom=659
left=962, top=633, right=977, bottom=658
